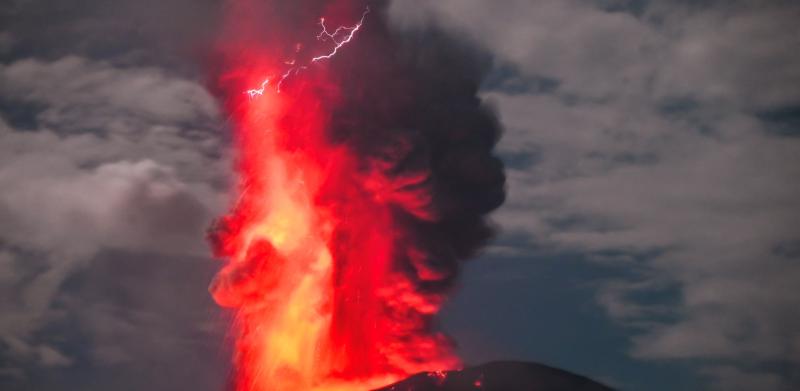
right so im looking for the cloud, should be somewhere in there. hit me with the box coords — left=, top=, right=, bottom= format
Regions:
left=391, top=0, right=800, bottom=108
left=0, top=0, right=220, bottom=69
left=703, top=366, right=791, bottom=391
left=390, top=0, right=658, bottom=100
left=391, top=0, right=800, bottom=389
left=1, top=56, right=219, bottom=131
left=0, top=1, right=233, bottom=389
left=647, top=1, right=800, bottom=110
left=0, top=32, right=14, bottom=55
left=0, top=55, right=230, bottom=384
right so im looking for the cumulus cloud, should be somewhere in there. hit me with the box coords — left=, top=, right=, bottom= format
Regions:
left=391, top=0, right=800, bottom=389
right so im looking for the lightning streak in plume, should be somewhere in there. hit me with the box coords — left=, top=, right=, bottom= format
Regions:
left=244, top=6, right=369, bottom=97
left=311, top=7, right=369, bottom=62
left=245, top=78, right=270, bottom=98
left=276, top=66, right=304, bottom=92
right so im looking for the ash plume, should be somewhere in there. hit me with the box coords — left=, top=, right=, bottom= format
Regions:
left=320, top=0, right=506, bottom=354
left=206, top=0, right=505, bottom=388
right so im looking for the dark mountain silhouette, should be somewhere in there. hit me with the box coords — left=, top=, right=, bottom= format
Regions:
left=373, top=361, right=614, bottom=391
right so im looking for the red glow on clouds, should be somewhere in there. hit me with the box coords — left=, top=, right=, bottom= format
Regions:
left=209, top=2, right=459, bottom=390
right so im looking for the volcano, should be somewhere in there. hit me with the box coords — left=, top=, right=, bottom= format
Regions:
left=373, top=361, right=614, bottom=391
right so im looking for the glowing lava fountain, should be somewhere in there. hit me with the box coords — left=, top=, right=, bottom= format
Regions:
left=208, top=1, right=505, bottom=390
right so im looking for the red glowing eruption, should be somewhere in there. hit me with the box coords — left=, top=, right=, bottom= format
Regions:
left=209, top=2, right=459, bottom=390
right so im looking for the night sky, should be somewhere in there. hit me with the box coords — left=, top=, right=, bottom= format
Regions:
left=1, top=1, right=799, bottom=390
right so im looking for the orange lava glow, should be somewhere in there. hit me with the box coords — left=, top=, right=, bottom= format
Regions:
left=208, top=5, right=459, bottom=389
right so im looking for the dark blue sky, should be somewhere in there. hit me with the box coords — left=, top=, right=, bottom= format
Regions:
left=442, top=250, right=702, bottom=390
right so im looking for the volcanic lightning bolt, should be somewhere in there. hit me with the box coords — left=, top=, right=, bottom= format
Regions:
left=209, top=1, right=505, bottom=391
left=244, top=7, right=368, bottom=98
left=310, top=7, right=369, bottom=62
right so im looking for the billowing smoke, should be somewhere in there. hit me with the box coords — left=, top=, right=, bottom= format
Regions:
left=206, top=0, right=505, bottom=389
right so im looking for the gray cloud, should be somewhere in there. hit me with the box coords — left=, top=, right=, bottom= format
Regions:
left=0, top=0, right=220, bottom=70
left=391, top=0, right=800, bottom=389
left=0, top=0, right=233, bottom=388
left=0, top=54, right=230, bottom=385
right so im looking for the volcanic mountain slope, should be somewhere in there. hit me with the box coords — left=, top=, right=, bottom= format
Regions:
left=372, top=361, right=614, bottom=391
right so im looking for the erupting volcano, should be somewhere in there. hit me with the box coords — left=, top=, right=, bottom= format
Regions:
left=207, top=1, right=505, bottom=390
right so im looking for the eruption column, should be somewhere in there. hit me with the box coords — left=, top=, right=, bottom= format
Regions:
left=208, top=2, right=505, bottom=390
